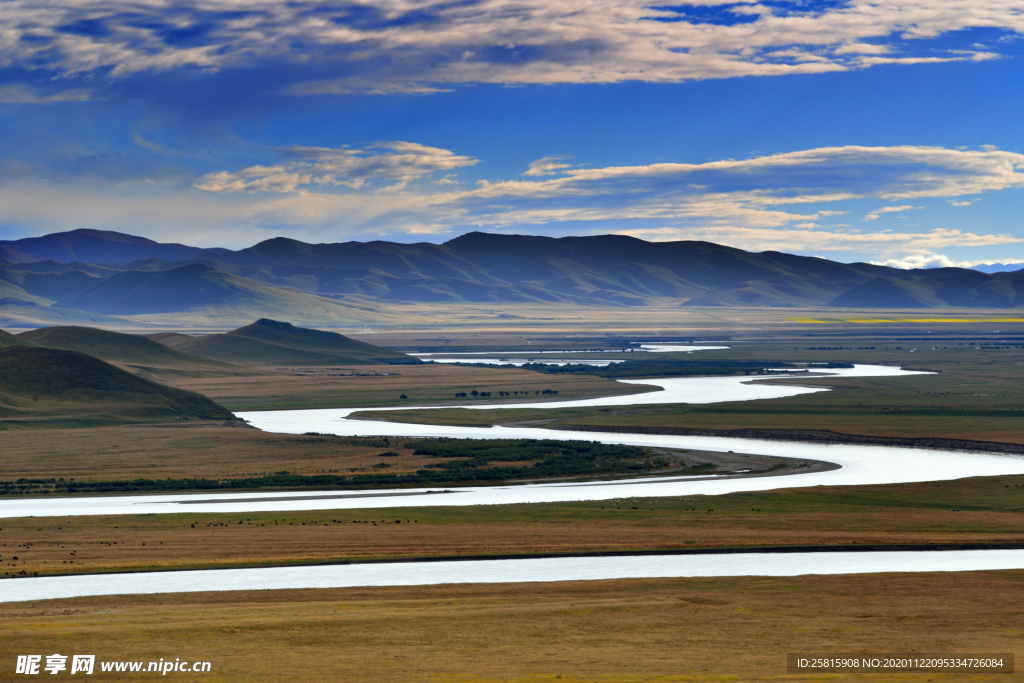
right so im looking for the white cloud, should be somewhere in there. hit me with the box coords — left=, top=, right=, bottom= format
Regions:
left=523, top=156, right=573, bottom=177
left=7, top=143, right=1024, bottom=259
left=1, top=0, right=1022, bottom=90
left=863, top=204, right=923, bottom=220
left=870, top=253, right=1024, bottom=269
left=947, top=199, right=975, bottom=206
left=196, top=142, right=478, bottom=193
left=433, top=146, right=1024, bottom=229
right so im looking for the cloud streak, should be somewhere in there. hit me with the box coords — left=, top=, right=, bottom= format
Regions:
left=195, top=142, right=478, bottom=192
left=183, top=143, right=1024, bottom=258
left=4, top=142, right=1024, bottom=262
left=430, top=145, right=1024, bottom=229
left=0, top=0, right=1021, bottom=93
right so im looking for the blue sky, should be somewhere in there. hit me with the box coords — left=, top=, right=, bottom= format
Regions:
left=1, top=0, right=1023, bottom=268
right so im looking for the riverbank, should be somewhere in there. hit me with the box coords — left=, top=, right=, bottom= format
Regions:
left=554, top=424, right=1024, bottom=454
left=4, top=473, right=1023, bottom=579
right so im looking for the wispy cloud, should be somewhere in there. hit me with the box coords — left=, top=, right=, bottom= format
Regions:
left=863, top=205, right=923, bottom=221
left=0, top=0, right=1021, bottom=93
left=195, top=142, right=478, bottom=192
left=0, top=84, right=91, bottom=104
left=186, top=143, right=1024, bottom=256
left=6, top=143, right=1024, bottom=259
left=434, top=146, right=1024, bottom=229
left=523, top=156, right=573, bottom=177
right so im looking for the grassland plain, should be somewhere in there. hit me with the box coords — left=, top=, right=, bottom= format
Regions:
left=352, top=330, right=1024, bottom=445
left=160, top=362, right=648, bottom=412
left=2, top=315, right=1024, bottom=681
left=4, top=474, right=1023, bottom=578
left=2, top=572, right=1023, bottom=682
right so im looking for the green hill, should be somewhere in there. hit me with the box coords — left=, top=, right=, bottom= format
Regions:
left=17, top=326, right=241, bottom=376
left=155, top=319, right=416, bottom=365
left=0, top=346, right=235, bottom=427
left=0, top=329, right=32, bottom=348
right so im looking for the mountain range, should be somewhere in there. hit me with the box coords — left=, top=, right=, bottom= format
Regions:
left=1, top=229, right=1023, bottom=325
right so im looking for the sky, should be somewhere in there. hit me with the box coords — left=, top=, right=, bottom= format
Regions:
left=1, top=0, right=1024, bottom=268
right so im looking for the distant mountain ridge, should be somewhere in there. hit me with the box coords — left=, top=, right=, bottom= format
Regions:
left=0, top=229, right=226, bottom=264
left=1, top=229, right=1023, bottom=322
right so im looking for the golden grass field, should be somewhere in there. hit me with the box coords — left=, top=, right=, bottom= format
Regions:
left=0, top=425, right=471, bottom=481
left=3, top=572, right=1023, bottom=682
left=3, top=314, right=1024, bottom=681
left=4, top=474, right=1023, bottom=578
left=161, top=362, right=647, bottom=412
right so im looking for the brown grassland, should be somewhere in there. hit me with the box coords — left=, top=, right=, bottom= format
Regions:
left=2, top=572, right=1023, bottom=682
left=4, top=474, right=1023, bottom=578
left=3, top=312, right=1024, bottom=681
left=350, top=337, right=1024, bottom=445
left=161, top=362, right=647, bottom=412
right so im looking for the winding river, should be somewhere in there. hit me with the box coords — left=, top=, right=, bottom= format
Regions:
left=4, top=364, right=1024, bottom=519
left=5, top=362, right=1024, bottom=600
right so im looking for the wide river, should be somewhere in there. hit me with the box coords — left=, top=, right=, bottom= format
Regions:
left=5, top=549, right=1024, bottom=603
left=4, top=364, right=1024, bottom=519
left=5, top=362, right=1024, bottom=601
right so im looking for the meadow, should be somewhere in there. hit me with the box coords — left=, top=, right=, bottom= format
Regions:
left=3, top=312, right=1024, bottom=682
left=4, top=474, right=1023, bottom=578
left=3, top=572, right=1023, bottom=682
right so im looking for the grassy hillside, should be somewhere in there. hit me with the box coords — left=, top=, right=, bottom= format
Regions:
left=0, top=346, right=235, bottom=427
left=155, top=319, right=416, bottom=365
left=17, top=325, right=242, bottom=376
left=0, top=329, right=31, bottom=347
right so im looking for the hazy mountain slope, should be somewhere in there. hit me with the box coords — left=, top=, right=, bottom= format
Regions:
left=0, top=268, right=104, bottom=301
left=0, top=346, right=234, bottom=425
left=443, top=233, right=784, bottom=287
left=215, top=237, right=500, bottom=283
left=156, top=319, right=415, bottom=365
left=2, top=261, right=124, bottom=276
left=0, top=278, right=50, bottom=305
left=55, top=264, right=382, bottom=320
left=0, top=301, right=134, bottom=328
left=683, top=274, right=844, bottom=307
left=0, top=245, right=41, bottom=264
left=827, top=277, right=947, bottom=308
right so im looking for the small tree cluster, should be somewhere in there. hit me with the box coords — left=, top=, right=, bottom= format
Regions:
left=454, top=389, right=559, bottom=398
